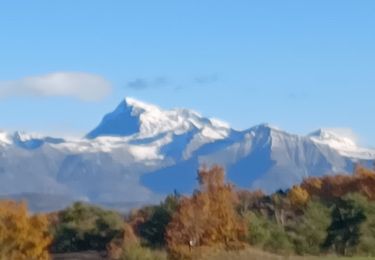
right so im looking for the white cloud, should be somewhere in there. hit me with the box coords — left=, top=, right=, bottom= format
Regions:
left=0, top=72, right=112, bottom=101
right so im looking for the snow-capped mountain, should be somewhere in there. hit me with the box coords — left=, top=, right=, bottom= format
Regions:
left=87, top=97, right=231, bottom=140
left=308, top=128, right=375, bottom=160
left=0, top=97, right=374, bottom=212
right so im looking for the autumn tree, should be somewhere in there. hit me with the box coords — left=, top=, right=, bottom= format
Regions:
left=288, top=186, right=309, bottom=208
left=107, top=222, right=140, bottom=259
left=166, top=166, right=246, bottom=259
left=354, top=165, right=375, bottom=200
left=301, top=165, right=375, bottom=201
left=0, top=200, right=51, bottom=260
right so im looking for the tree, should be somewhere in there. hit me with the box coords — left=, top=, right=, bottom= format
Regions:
left=301, top=165, right=375, bottom=201
left=323, top=194, right=366, bottom=256
left=236, top=190, right=264, bottom=216
left=0, top=200, right=51, bottom=260
left=166, top=166, right=246, bottom=259
left=107, top=222, right=140, bottom=259
left=245, top=212, right=293, bottom=254
left=354, top=165, right=375, bottom=200
left=288, top=186, right=309, bottom=208
left=338, top=193, right=375, bottom=256
left=137, top=193, right=180, bottom=247
left=271, top=192, right=291, bottom=226
left=289, top=199, right=331, bottom=255
left=51, top=202, right=124, bottom=253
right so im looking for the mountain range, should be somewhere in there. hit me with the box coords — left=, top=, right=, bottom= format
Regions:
left=1, top=97, right=374, bottom=212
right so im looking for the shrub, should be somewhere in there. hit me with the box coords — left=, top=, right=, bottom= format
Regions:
left=51, top=202, right=124, bottom=253
left=135, top=193, right=179, bottom=247
left=289, top=199, right=331, bottom=255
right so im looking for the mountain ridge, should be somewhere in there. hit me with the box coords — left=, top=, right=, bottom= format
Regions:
left=0, top=97, right=374, bottom=212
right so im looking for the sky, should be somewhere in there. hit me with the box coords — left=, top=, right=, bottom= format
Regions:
left=0, top=1, right=374, bottom=146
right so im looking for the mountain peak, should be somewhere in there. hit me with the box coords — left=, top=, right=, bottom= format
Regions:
left=86, top=98, right=141, bottom=139
left=124, top=97, right=160, bottom=114
left=249, top=123, right=283, bottom=134
left=87, top=97, right=231, bottom=139
left=308, top=128, right=358, bottom=146
left=306, top=128, right=374, bottom=158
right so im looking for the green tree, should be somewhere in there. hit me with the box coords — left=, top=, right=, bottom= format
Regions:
left=323, top=194, right=366, bottom=256
left=246, top=212, right=293, bottom=254
left=138, top=194, right=180, bottom=247
left=345, top=194, right=375, bottom=256
left=51, top=202, right=124, bottom=253
left=289, top=199, right=331, bottom=255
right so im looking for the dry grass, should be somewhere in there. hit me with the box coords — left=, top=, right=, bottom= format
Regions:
left=198, top=247, right=375, bottom=260
left=51, top=248, right=375, bottom=260
left=52, top=251, right=106, bottom=259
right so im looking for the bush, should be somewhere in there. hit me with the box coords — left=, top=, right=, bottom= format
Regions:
left=51, top=202, right=124, bottom=253
left=136, top=194, right=179, bottom=247
left=246, top=212, right=271, bottom=247
left=246, top=212, right=293, bottom=254
left=289, top=199, right=331, bottom=255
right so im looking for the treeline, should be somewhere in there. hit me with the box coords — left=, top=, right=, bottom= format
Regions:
left=0, top=165, right=375, bottom=259
left=241, top=165, right=375, bottom=257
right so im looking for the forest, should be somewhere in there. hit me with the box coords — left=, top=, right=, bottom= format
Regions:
left=1, top=165, right=375, bottom=259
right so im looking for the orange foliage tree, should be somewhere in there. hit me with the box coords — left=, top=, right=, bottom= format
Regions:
left=288, top=185, right=309, bottom=208
left=301, top=165, right=375, bottom=200
left=0, top=200, right=51, bottom=259
left=166, top=166, right=246, bottom=259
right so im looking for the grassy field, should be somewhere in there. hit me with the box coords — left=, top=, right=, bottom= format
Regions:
left=199, top=248, right=375, bottom=260
left=53, top=251, right=105, bottom=260
left=52, top=248, right=375, bottom=260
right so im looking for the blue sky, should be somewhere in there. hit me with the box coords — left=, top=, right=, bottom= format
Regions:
left=0, top=1, right=374, bottom=146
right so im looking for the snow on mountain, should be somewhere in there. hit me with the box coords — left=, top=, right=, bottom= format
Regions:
left=147, top=123, right=356, bottom=194
left=309, top=128, right=375, bottom=160
left=12, top=131, right=65, bottom=149
left=0, top=97, right=374, bottom=212
left=0, top=131, right=12, bottom=145
left=0, top=130, right=65, bottom=148
left=87, top=97, right=231, bottom=140
left=86, top=97, right=232, bottom=161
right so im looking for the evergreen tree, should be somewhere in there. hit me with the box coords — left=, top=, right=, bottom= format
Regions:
left=323, top=195, right=366, bottom=256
